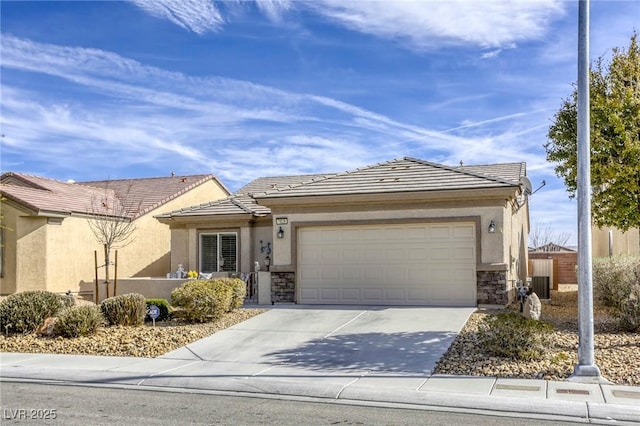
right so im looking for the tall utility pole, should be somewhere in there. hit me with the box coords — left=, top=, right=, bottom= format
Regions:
left=568, top=0, right=606, bottom=383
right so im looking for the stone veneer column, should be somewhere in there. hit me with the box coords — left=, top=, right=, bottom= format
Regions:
left=476, top=270, right=510, bottom=306
left=271, top=272, right=295, bottom=303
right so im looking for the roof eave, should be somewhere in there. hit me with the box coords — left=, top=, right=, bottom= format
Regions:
left=256, top=186, right=519, bottom=207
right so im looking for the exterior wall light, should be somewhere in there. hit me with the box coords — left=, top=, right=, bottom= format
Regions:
left=488, top=220, right=496, bottom=233
left=277, top=227, right=285, bottom=239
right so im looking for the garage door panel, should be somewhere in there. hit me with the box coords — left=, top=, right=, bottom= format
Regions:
left=454, top=247, right=475, bottom=260
left=320, top=288, right=340, bottom=301
left=454, top=224, right=475, bottom=238
left=364, top=267, right=383, bottom=280
left=428, top=225, right=451, bottom=239
left=298, top=223, right=476, bottom=306
left=408, top=248, right=428, bottom=260
left=363, top=248, right=384, bottom=262
left=363, top=288, right=383, bottom=301
left=385, top=288, right=405, bottom=301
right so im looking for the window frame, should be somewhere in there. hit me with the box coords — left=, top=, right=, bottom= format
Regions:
left=199, top=232, right=238, bottom=273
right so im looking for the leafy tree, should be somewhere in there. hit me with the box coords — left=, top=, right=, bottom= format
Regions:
left=545, top=33, right=640, bottom=232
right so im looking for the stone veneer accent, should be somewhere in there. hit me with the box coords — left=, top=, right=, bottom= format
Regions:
left=271, top=272, right=295, bottom=303
left=477, top=270, right=510, bottom=306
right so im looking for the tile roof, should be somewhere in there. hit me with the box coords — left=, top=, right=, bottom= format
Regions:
left=235, top=174, right=337, bottom=196
left=156, top=194, right=270, bottom=219
left=80, top=175, right=226, bottom=218
left=0, top=172, right=223, bottom=219
left=158, top=157, right=527, bottom=219
left=253, top=157, right=524, bottom=199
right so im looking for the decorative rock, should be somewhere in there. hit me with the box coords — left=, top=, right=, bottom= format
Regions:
left=523, top=292, right=542, bottom=320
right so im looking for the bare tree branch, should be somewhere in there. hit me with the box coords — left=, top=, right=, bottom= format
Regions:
left=87, top=183, right=141, bottom=296
left=529, top=223, right=571, bottom=251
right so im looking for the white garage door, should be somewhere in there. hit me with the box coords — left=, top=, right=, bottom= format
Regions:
left=298, top=222, right=476, bottom=306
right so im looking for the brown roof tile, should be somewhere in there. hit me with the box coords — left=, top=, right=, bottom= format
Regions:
left=156, top=194, right=271, bottom=219
left=0, top=172, right=225, bottom=219
left=253, top=157, right=522, bottom=199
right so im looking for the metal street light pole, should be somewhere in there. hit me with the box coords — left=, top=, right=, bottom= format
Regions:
left=568, top=0, right=606, bottom=383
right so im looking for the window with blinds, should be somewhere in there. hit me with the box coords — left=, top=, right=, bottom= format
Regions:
left=200, top=233, right=237, bottom=273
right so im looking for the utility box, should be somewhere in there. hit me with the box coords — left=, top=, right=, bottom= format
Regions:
left=531, top=276, right=550, bottom=299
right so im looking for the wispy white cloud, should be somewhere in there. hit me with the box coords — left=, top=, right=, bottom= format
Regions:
left=308, top=1, right=566, bottom=49
left=128, top=0, right=566, bottom=50
left=0, top=34, right=546, bottom=188
left=129, top=0, right=224, bottom=34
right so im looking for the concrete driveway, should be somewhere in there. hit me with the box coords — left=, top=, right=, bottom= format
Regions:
left=161, top=306, right=475, bottom=375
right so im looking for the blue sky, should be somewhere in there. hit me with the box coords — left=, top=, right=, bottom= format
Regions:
left=1, top=1, right=638, bottom=244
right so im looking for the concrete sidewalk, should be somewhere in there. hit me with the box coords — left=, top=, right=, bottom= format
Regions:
left=1, top=307, right=639, bottom=423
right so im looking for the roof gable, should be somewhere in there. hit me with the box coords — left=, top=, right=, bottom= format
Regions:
left=156, top=194, right=270, bottom=219
left=253, top=157, right=521, bottom=199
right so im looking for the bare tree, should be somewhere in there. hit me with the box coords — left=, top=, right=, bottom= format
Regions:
left=529, top=223, right=571, bottom=251
left=87, top=183, right=140, bottom=298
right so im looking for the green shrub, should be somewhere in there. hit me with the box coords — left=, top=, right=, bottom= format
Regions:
left=53, top=305, right=104, bottom=338
left=145, top=299, right=173, bottom=322
left=218, top=278, right=247, bottom=311
left=593, top=257, right=640, bottom=331
left=0, top=291, right=66, bottom=334
left=101, top=293, right=147, bottom=326
left=477, top=312, right=554, bottom=361
left=171, top=279, right=233, bottom=322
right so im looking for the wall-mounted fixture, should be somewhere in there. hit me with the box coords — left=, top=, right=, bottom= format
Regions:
left=259, top=240, right=272, bottom=255
left=488, top=220, right=496, bottom=233
left=265, top=255, right=271, bottom=271
left=277, top=227, right=285, bottom=239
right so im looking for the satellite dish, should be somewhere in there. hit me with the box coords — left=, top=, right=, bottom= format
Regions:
left=519, top=176, right=533, bottom=196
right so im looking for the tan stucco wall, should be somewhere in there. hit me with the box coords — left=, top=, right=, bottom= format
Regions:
left=1, top=178, right=228, bottom=296
left=168, top=222, right=272, bottom=274
left=592, top=227, right=640, bottom=257
left=0, top=202, right=20, bottom=294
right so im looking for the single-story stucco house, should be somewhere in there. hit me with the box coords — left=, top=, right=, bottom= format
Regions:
left=157, top=157, right=530, bottom=307
left=0, top=172, right=229, bottom=297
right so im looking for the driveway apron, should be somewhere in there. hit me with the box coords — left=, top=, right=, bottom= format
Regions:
left=160, top=307, right=475, bottom=375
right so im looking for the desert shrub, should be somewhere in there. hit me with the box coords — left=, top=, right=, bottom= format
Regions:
left=618, top=285, right=640, bottom=332
left=0, top=291, right=66, bottom=334
left=593, top=257, right=640, bottom=308
left=101, top=293, right=147, bottom=326
left=171, top=279, right=233, bottom=322
left=53, top=305, right=104, bottom=338
left=477, top=312, right=554, bottom=361
left=145, top=299, right=173, bottom=322
left=217, top=278, right=247, bottom=311
left=593, top=257, right=640, bottom=331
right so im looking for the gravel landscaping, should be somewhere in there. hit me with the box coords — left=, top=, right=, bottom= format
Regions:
left=1, top=291, right=638, bottom=386
left=434, top=291, right=640, bottom=385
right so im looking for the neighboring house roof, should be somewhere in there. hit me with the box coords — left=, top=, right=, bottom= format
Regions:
left=81, top=175, right=229, bottom=218
left=156, top=194, right=270, bottom=219
left=253, top=157, right=524, bottom=199
left=530, top=243, right=577, bottom=253
left=0, top=172, right=225, bottom=220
